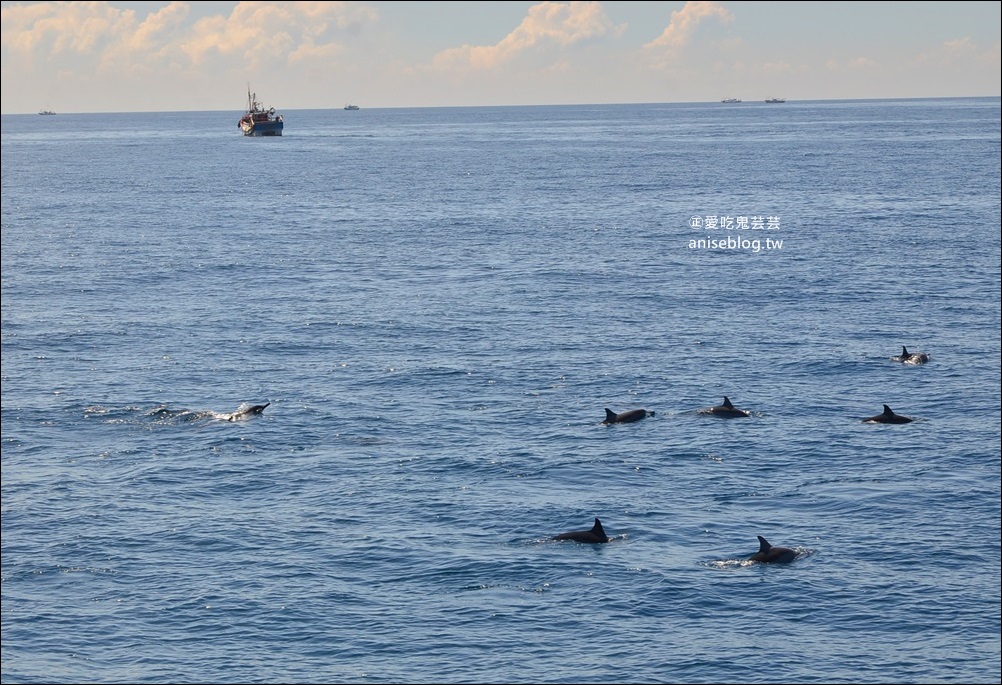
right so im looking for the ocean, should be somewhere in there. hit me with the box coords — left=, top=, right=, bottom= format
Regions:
left=1, top=98, right=1000, bottom=685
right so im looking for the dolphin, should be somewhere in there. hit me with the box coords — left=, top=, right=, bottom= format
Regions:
left=227, top=402, right=270, bottom=422
left=893, top=346, right=929, bottom=365
left=862, top=404, right=913, bottom=424
left=699, top=396, right=750, bottom=418
left=603, top=408, right=653, bottom=424
left=749, top=535, right=797, bottom=564
left=552, top=517, right=610, bottom=544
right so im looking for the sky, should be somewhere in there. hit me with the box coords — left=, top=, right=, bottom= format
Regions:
left=1, top=1, right=999, bottom=114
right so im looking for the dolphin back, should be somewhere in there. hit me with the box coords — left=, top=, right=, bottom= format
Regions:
left=553, top=517, right=610, bottom=543
left=751, top=535, right=797, bottom=563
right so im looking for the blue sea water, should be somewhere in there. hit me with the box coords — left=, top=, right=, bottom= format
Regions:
left=2, top=98, right=1000, bottom=685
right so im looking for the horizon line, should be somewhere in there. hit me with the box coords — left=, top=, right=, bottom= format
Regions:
left=5, top=94, right=1000, bottom=117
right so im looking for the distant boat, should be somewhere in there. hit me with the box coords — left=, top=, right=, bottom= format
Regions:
left=38, top=110, right=56, bottom=115
left=721, top=98, right=741, bottom=103
left=765, top=97, right=786, bottom=103
left=343, top=104, right=360, bottom=111
left=238, top=86, right=283, bottom=136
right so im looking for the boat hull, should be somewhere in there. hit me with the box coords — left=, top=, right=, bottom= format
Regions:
left=242, top=120, right=283, bottom=137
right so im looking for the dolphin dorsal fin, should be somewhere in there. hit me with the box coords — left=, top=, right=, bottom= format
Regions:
left=901, top=346, right=909, bottom=356
left=604, top=408, right=617, bottom=422
left=722, top=397, right=734, bottom=409
left=757, top=535, right=771, bottom=552
left=592, top=518, right=604, bottom=533
left=882, top=404, right=895, bottom=416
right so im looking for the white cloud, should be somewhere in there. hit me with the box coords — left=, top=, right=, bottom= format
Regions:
left=1, top=1, right=379, bottom=72
left=907, top=36, right=1001, bottom=91
left=432, top=1, right=623, bottom=71
left=1, top=1, right=137, bottom=58
left=644, top=0, right=733, bottom=59
left=913, top=36, right=981, bottom=68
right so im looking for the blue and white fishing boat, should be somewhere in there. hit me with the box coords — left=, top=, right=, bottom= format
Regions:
left=238, top=86, right=283, bottom=136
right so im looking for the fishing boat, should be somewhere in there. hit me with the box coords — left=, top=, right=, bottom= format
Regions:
left=721, top=97, right=741, bottom=103
left=238, top=86, right=283, bottom=136
left=765, top=97, right=786, bottom=103
left=344, top=104, right=360, bottom=111
left=38, top=110, right=56, bottom=115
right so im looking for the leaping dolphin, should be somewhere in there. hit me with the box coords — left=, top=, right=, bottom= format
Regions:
left=862, top=404, right=913, bottom=424
left=227, top=402, right=270, bottom=422
left=749, top=535, right=797, bottom=564
left=602, top=408, right=654, bottom=424
left=552, top=518, right=610, bottom=544
left=699, top=396, right=750, bottom=418
left=892, top=346, right=929, bottom=365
